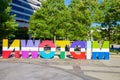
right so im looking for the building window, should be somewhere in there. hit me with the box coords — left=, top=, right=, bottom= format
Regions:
left=12, top=0, right=34, bottom=10
left=11, top=5, right=33, bottom=15
left=10, top=12, right=30, bottom=20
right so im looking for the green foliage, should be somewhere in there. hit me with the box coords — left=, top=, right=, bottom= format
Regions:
left=94, top=0, right=120, bottom=23
left=29, top=0, right=66, bottom=40
left=0, top=0, right=18, bottom=39
left=88, top=0, right=120, bottom=43
left=111, top=25, right=120, bottom=44
left=29, top=0, right=94, bottom=40
left=68, top=0, right=94, bottom=40
left=29, top=0, right=120, bottom=43
left=94, top=0, right=120, bottom=41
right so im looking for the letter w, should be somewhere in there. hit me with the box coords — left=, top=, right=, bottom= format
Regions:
left=21, top=40, right=40, bottom=59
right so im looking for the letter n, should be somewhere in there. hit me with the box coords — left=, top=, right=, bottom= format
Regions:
left=2, top=39, right=20, bottom=58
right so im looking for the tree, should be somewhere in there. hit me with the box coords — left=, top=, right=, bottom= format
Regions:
left=29, top=0, right=67, bottom=41
left=68, top=0, right=95, bottom=40
left=0, top=0, right=18, bottom=39
left=29, top=0, right=96, bottom=41
left=111, top=25, right=120, bottom=44
left=94, top=0, right=120, bottom=42
left=31, top=0, right=120, bottom=41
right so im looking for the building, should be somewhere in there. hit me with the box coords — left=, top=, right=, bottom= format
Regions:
left=10, top=0, right=41, bottom=27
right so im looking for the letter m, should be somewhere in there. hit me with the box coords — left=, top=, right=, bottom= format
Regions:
left=92, top=41, right=109, bottom=60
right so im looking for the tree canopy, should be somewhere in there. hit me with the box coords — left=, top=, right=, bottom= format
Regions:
left=94, top=0, right=120, bottom=41
left=29, top=0, right=120, bottom=43
left=0, top=0, right=18, bottom=39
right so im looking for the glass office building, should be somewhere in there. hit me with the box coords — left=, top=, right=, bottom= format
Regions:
left=10, top=0, right=41, bottom=27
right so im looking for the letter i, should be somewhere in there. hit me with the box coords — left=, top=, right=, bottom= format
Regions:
left=87, top=41, right=91, bottom=59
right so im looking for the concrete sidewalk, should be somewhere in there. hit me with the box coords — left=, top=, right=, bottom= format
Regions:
left=0, top=55, right=120, bottom=80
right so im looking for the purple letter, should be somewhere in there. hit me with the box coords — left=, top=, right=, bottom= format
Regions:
left=21, top=40, right=40, bottom=59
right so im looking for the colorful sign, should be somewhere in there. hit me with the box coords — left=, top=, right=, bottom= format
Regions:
left=2, top=39, right=109, bottom=60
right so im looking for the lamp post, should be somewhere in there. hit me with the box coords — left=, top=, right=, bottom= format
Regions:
left=89, top=30, right=93, bottom=41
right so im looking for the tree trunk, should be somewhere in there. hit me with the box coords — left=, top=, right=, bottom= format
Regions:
left=108, top=24, right=111, bottom=41
left=54, top=35, right=56, bottom=43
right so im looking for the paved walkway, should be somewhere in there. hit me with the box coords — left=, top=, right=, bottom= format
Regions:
left=0, top=55, right=120, bottom=80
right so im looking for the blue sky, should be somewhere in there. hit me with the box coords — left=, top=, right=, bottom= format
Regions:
left=64, top=0, right=102, bottom=6
left=64, top=0, right=71, bottom=6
